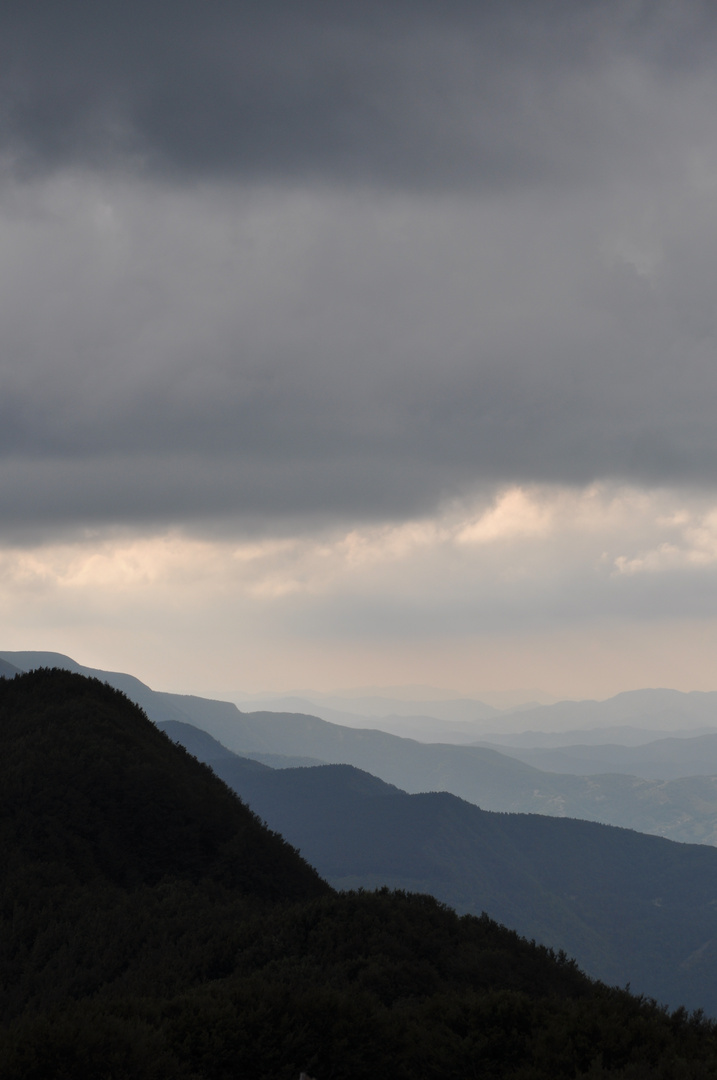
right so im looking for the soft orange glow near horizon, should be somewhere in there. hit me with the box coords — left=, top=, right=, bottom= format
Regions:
left=3, top=484, right=717, bottom=703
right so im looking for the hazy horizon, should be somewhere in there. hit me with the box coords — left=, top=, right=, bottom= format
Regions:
left=7, top=647, right=717, bottom=715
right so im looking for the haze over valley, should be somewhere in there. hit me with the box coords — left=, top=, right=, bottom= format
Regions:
left=7, top=650, right=717, bottom=849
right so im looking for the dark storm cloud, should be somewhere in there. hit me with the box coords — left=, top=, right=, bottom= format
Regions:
left=2, top=0, right=717, bottom=535
left=0, top=0, right=714, bottom=188
left=2, top=320, right=716, bottom=536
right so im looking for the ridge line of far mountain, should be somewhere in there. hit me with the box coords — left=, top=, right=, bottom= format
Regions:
left=159, top=717, right=717, bottom=1016
left=4, top=651, right=717, bottom=843
left=3, top=649, right=717, bottom=739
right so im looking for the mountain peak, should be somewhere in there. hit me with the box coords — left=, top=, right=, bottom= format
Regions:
left=0, top=668, right=327, bottom=900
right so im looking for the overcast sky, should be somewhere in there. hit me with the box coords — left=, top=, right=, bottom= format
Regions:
left=2, top=0, right=717, bottom=701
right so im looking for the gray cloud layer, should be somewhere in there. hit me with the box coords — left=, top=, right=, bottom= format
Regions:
left=3, top=0, right=715, bottom=187
left=2, top=1, right=717, bottom=534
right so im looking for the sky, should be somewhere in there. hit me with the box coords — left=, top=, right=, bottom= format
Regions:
left=2, top=0, right=717, bottom=701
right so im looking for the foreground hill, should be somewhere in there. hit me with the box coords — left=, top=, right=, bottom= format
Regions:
left=4, top=652, right=717, bottom=842
left=4, top=670, right=717, bottom=1078
left=161, top=720, right=717, bottom=1015
left=0, top=668, right=326, bottom=900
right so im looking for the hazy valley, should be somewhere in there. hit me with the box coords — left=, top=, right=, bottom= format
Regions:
left=5, top=650, right=717, bottom=845
left=157, top=716, right=717, bottom=1013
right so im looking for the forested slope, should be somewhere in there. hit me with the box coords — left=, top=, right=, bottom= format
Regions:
left=3, top=669, right=717, bottom=1079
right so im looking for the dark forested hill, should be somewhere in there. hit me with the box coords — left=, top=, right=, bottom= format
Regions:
left=160, top=721, right=717, bottom=1015
left=3, top=670, right=717, bottom=1078
left=0, top=668, right=326, bottom=899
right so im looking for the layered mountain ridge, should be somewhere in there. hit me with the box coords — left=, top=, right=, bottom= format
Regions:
left=4, top=650, right=717, bottom=843
left=6, top=668, right=717, bottom=1077
left=160, top=717, right=717, bottom=1014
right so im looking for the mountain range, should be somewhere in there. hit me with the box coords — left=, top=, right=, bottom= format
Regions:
left=160, top=717, right=717, bottom=1014
left=475, top=733, right=717, bottom=780
left=6, top=668, right=717, bottom=1077
left=229, top=686, right=717, bottom=741
left=4, top=651, right=717, bottom=844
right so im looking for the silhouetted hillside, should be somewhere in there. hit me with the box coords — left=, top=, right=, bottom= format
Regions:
left=160, top=723, right=717, bottom=1014
left=3, top=670, right=717, bottom=1078
left=0, top=668, right=326, bottom=898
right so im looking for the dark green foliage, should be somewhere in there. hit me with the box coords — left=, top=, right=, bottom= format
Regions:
left=2, top=671, right=717, bottom=1078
